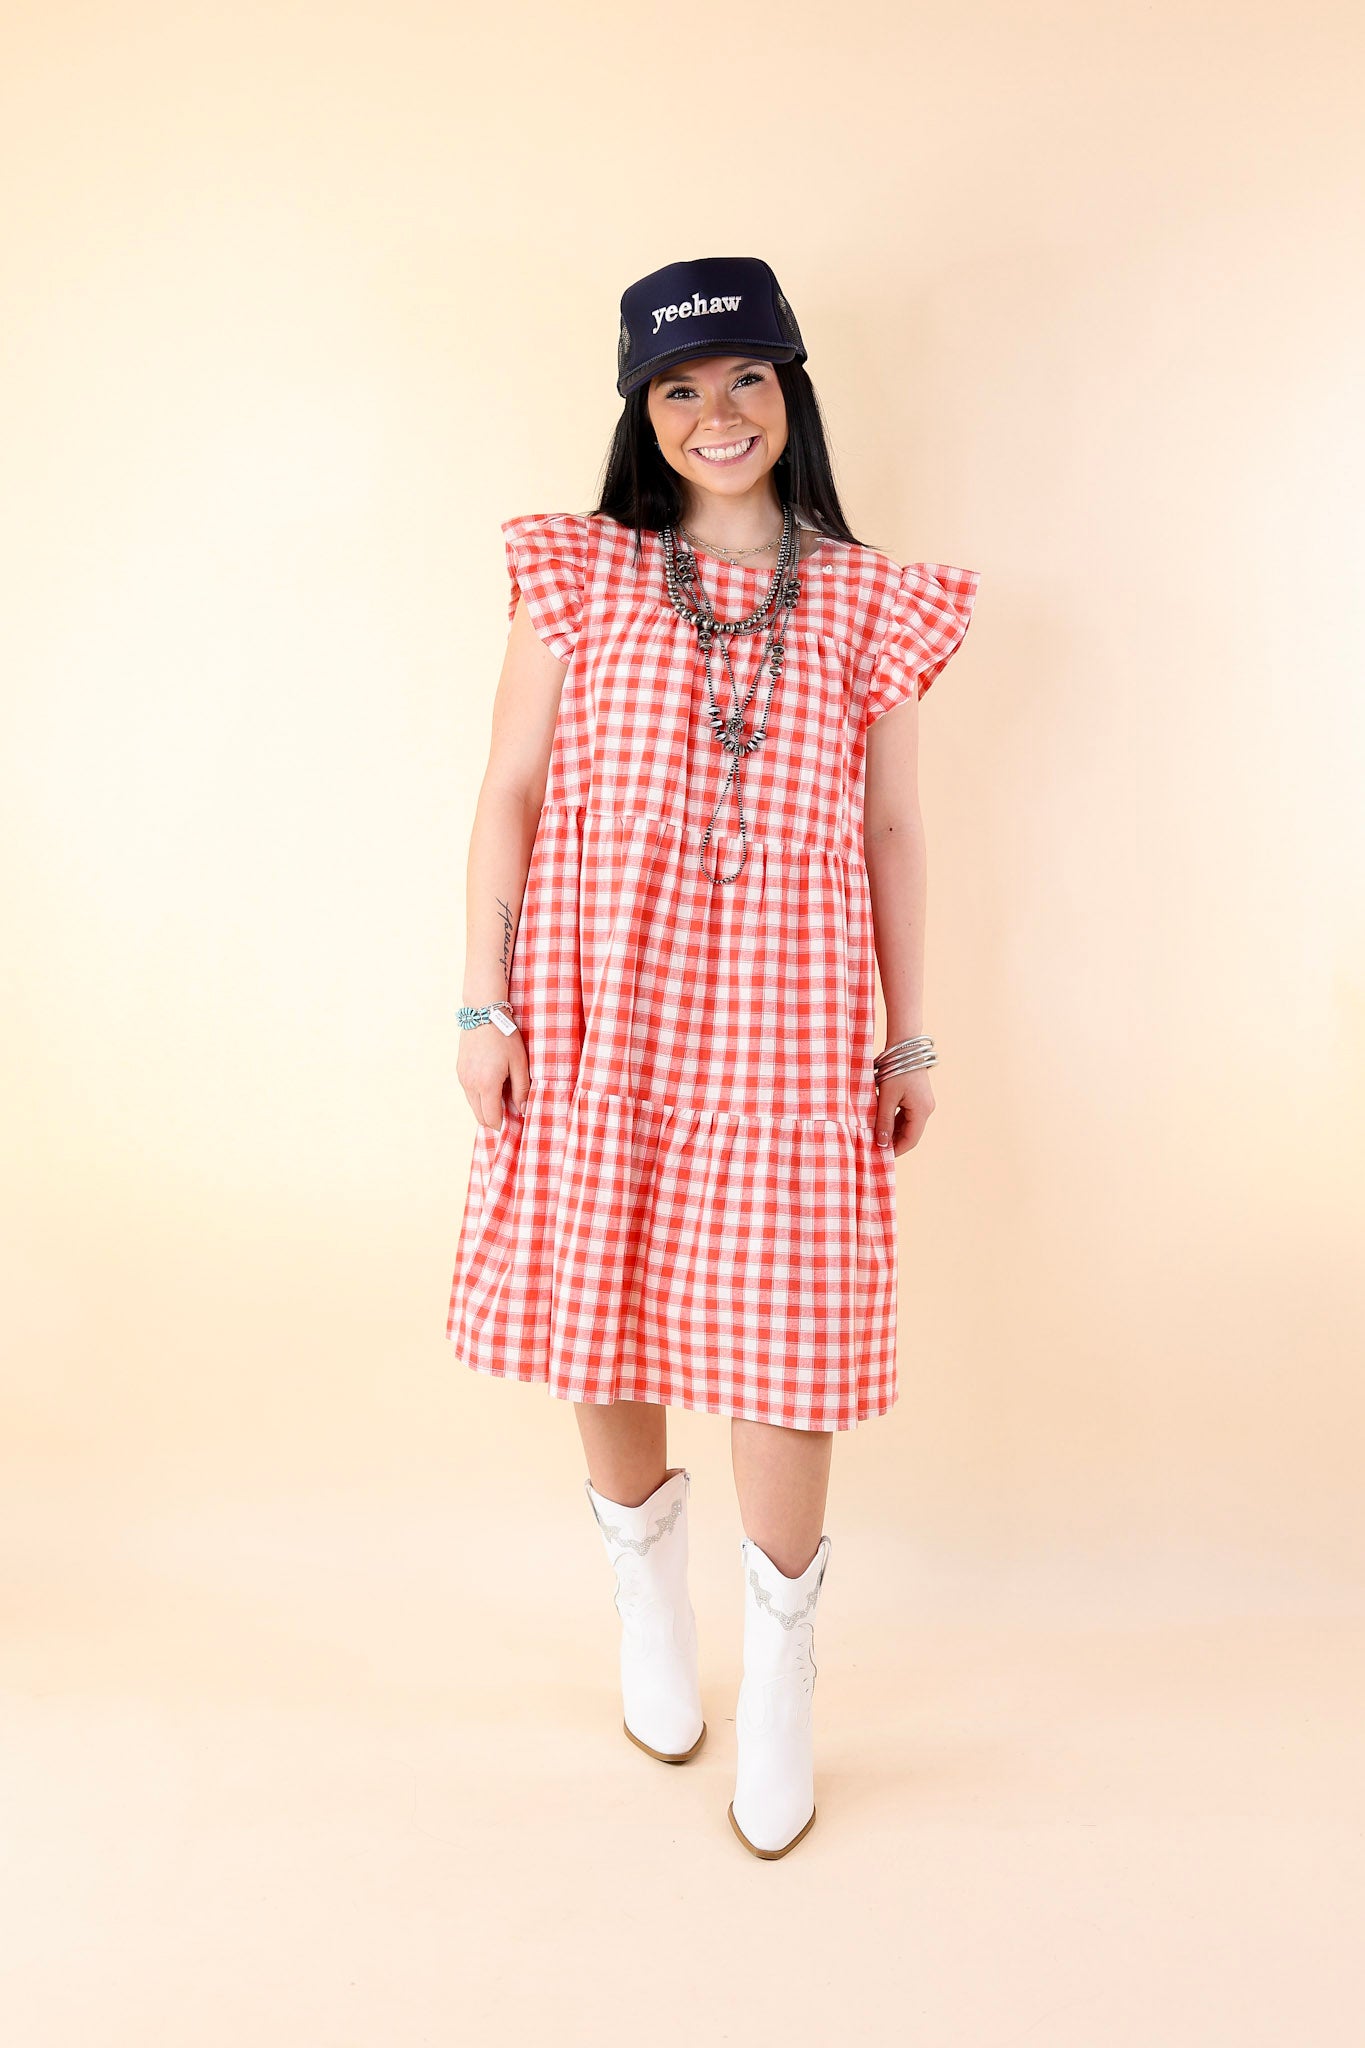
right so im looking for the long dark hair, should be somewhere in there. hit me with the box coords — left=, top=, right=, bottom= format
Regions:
left=592, top=358, right=868, bottom=563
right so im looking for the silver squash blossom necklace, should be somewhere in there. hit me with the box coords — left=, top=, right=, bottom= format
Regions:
left=660, top=500, right=804, bottom=886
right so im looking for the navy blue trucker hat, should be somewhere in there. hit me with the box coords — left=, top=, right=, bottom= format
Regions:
left=616, top=256, right=807, bottom=398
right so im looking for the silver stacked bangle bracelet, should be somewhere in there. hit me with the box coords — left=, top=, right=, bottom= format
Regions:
left=873, top=1033, right=937, bottom=1081
left=458, top=1000, right=518, bottom=1037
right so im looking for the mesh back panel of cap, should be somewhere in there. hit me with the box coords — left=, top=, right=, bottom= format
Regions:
left=773, top=287, right=805, bottom=355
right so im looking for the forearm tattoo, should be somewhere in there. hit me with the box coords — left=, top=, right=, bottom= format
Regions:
left=496, top=895, right=515, bottom=988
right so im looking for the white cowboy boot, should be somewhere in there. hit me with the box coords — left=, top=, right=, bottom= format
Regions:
left=728, top=1530, right=833, bottom=1858
left=583, top=1466, right=706, bottom=1763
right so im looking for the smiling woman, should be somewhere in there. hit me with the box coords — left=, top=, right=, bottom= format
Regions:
left=650, top=356, right=790, bottom=498
left=446, top=253, right=980, bottom=1862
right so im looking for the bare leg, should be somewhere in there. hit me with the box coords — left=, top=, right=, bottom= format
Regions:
left=730, top=1418, right=833, bottom=1577
left=574, top=1398, right=672, bottom=1507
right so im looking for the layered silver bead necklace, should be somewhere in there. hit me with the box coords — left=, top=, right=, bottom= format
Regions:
left=660, top=499, right=803, bottom=886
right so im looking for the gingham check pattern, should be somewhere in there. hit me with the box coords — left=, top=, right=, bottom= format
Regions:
left=447, top=513, right=979, bottom=1431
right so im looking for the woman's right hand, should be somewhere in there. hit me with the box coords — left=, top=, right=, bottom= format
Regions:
left=457, top=1021, right=532, bottom=1130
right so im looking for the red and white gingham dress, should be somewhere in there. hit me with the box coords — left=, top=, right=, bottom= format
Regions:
left=446, top=512, right=979, bottom=1431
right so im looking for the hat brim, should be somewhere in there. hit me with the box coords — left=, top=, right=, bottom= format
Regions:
left=618, top=339, right=801, bottom=399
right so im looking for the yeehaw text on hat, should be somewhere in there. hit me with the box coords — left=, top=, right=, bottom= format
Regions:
left=652, top=294, right=744, bottom=334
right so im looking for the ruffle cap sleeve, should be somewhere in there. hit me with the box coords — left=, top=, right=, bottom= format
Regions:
left=863, top=560, right=981, bottom=728
left=501, top=512, right=594, bottom=665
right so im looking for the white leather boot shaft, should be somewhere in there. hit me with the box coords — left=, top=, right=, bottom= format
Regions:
left=584, top=1467, right=706, bottom=1762
left=730, top=1531, right=832, bottom=1856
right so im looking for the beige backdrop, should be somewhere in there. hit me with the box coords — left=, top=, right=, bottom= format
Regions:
left=3, top=3, right=1362, bottom=2043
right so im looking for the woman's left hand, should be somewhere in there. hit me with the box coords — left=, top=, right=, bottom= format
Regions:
left=875, top=1070, right=935, bottom=1156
